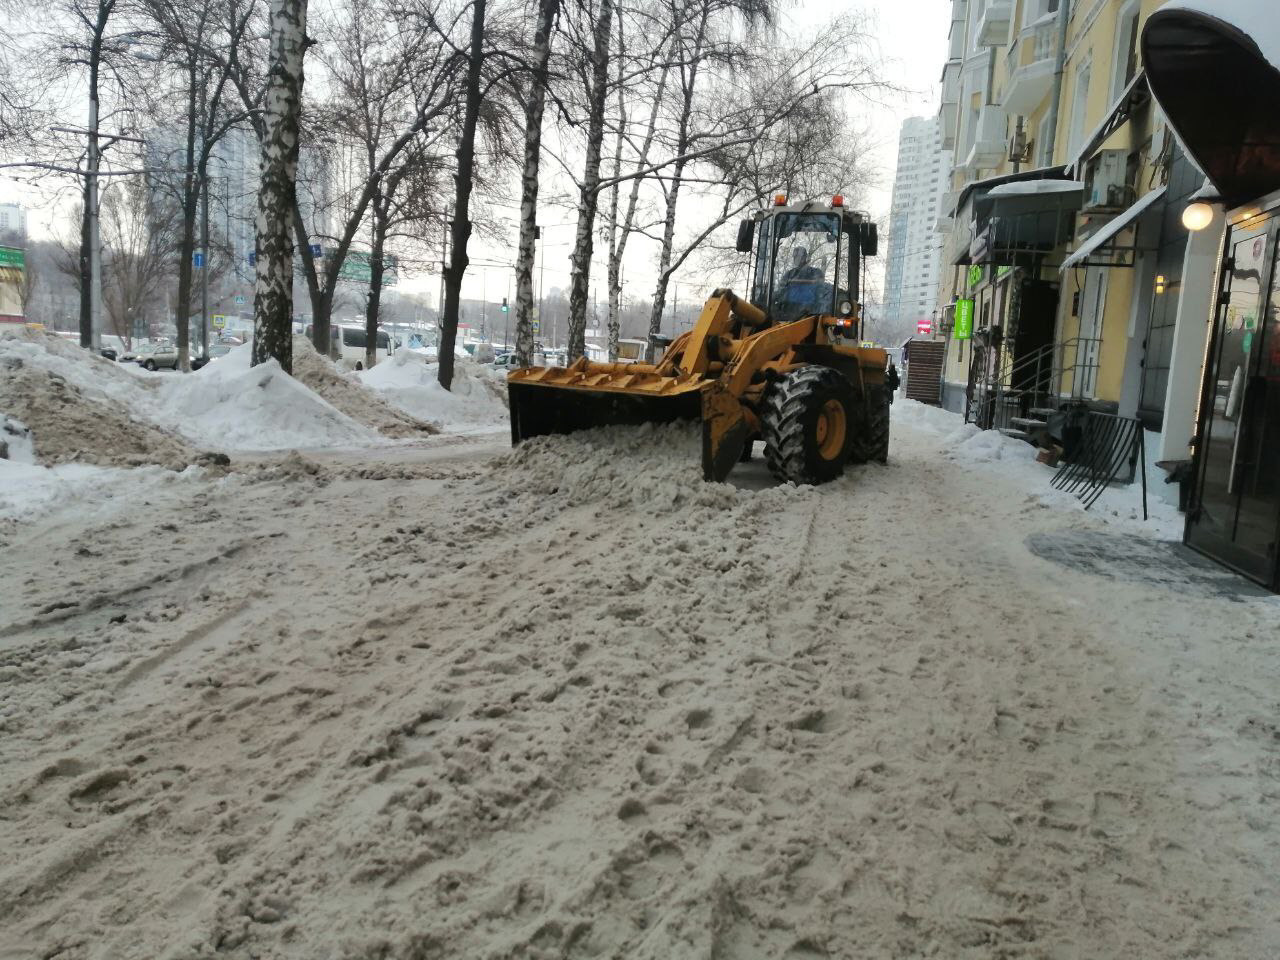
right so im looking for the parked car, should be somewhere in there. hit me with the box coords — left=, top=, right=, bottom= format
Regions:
left=190, top=342, right=234, bottom=370
left=135, top=341, right=181, bottom=371
left=303, top=323, right=399, bottom=370
left=99, top=347, right=118, bottom=361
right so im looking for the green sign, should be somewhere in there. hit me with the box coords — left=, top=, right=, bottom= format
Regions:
left=337, top=250, right=398, bottom=287
left=0, top=246, right=25, bottom=269
left=996, top=265, right=1011, bottom=279
left=967, top=264, right=983, bottom=289
left=954, top=298, right=974, bottom=340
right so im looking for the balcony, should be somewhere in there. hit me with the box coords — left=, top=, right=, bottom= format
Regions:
left=947, top=14, right=967, bottom=60
left=963, top=107, right=1007, bottom=171
left=1002, top=17, right=1057, bottom=115
left=940, top=104, right=958, bottom=150
left=975, top=1, right=1012, bottom=46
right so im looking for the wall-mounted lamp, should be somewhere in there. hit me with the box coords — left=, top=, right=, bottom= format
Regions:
left=1155, top=274, right=1167, bottom=295
left=1181, top=201, right=1215, bottom=232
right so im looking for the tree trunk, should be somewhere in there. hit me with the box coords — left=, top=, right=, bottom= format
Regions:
left=646, top=10, right=708, bottom=357
left=252, top=0, right=309, bottom=374
left=564, top=0, right=614, bottom=361
left=438, top=0, right=486, bottom=391
left=364, top=203, right=387, bottom=369
left=513, top=0, right=560, bottom=368
left=78, top=181, right=92, bottom=348
left=604, top=68, right=623, bottom=362
left=607, top=47, right=671, bottom=361
left=174, top=56, right=200, bottom=372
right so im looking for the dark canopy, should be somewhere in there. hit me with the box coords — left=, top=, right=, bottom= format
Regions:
left=1143, top=1, right=1280, bottom=204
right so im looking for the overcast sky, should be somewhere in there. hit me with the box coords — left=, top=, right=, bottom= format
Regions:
left=0, top=0, right=949, bottom=312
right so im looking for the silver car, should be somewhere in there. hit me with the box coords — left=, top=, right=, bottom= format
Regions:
left=135, top=341, right=181, bottom=371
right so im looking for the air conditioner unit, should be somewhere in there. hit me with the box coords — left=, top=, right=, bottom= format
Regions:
left=1007, top=129, right=1033, bottom=163
left=1084, top=149, right=1127, bottom=210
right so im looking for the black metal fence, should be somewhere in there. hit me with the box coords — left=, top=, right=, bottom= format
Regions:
left=1050, top=410, right=1148, bottom=519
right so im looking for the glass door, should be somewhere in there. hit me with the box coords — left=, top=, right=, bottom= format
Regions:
left=1186, top=222, right=1280, bottom=587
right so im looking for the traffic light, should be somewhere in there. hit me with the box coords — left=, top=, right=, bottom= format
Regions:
left=501, top=297, right=508, bottom=313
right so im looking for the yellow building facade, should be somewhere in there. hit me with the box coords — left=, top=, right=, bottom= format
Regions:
left=931, top=0, right=1211, bottom=482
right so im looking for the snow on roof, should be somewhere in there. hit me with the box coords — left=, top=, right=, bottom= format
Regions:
left=986, top=180, right=1084, bottom=197
left=1158, top=0, right=1280, bottom=74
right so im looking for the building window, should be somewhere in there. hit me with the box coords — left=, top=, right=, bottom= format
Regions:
left=1068, top=54, right=1092, bottom=159
left=1111, top=2, right=1141, bottom=102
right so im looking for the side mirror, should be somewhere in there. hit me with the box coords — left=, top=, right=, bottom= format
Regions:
left=860, top=222, right=878, bottom=258
left=735, top=218, right=755, bottom=254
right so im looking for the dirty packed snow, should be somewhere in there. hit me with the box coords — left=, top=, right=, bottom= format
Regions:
left=1, top=398, right=1278, bottom=959
left=359, top=349, right=508, bottom=432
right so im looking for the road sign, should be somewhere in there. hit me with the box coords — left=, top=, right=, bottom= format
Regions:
left=531, top=320, right=541, bottom=333
left=336, top=250, right=398, bottom=287
left=234, top=294, right=245, bottom=305
left=916, top=318, right=933, bottom=335
left=247, top=252, right=256, bottom=266
left=954, top=298, right=974, bottom=340
left=212, top=315, right=227, bottom=330
left=0, top=246, right=25, bottom=268
left=310, top=244, right=323, bottom=257
left=193, top=252, right=204, bottom=268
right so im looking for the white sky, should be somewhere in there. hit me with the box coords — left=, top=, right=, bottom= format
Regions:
left=0, top=0, right=948, bottom=311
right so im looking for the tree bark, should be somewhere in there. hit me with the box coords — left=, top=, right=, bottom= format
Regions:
left=364, top=198, right=387, bottom=369
left=606, top=48, right=670, bottom=361
left=564, top=0, right=614, bottom=361
left=513, top=0, right=559, bottom=368
left=253, top=0, right=309, bottom=373
left=174, top=57, right=200, bottom=372
left=646, top=7, right=709, bottom=357
left=438, top=0, right=485, bottom=391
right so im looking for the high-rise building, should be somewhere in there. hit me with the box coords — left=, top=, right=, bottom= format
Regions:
left=0, top=202, right=27, bottom=244
left=882, top=116, right=950, bottom=337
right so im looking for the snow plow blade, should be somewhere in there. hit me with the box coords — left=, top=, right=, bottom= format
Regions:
left=507, top=361, right=745, bottom=482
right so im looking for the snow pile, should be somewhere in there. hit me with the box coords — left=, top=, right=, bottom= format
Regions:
left=359, top=350, right=508, bottom=431
left=0, top=333, right=200, bottom=469
left=163, top=343, right=379, bottom=452
left=289, top=337, right=438, bottom=439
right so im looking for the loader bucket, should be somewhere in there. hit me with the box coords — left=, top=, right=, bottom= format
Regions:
left=507, top=362, right=748, bottom=482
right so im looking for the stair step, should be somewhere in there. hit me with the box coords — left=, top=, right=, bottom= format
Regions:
left=1010, top=417, right=1047, bottom=428
left=999, top=428, right=1032, bottom=440
left=1029, top=407, right=1058, bottom=417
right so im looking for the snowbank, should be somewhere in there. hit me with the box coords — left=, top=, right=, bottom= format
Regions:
left=359, top=350, right=508, bottom=432
left=891, top=399, right=1183, bottom=536
left=162, top=343, right=379, bottom=452
left=0, top=330, right=402, bottom=465
left=289, top=337, right=438, bottom=439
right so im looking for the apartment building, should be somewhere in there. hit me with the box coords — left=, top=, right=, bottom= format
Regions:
left=882, top=116, right=950, bottom=338
left=929, top=1, right=1224, bottom=499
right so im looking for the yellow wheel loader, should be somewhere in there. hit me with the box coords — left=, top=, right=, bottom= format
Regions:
left=508, top=196, right=891, bottom=485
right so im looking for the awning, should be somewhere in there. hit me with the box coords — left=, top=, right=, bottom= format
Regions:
left=1060, top=185, right=1167, bottom=272
left=1065, top=72, right=1150, bottom=178
left=1143, top=1, right=1280, bottom=203
left=952, top=167, right=1082, bottom=267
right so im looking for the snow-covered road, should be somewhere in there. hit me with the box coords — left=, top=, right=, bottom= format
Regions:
left=1, top=411, right=1278, bottom=959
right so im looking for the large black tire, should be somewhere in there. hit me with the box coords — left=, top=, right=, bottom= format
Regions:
left=762, top=366, right=856, bottom=485
left=851, top=385, right=891, bottom=465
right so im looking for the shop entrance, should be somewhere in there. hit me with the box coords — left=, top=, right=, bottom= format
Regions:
left=1185, top=215, right=1280, bottom=589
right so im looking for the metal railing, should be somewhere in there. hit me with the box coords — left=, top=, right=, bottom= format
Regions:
left=1051, top=410, right=1148, bottom=518
left=965, top=335, right=1101, bottom=431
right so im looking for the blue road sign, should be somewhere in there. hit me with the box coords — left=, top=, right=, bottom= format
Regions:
left=310, top=244, right=322, bottom=257
left=193, top=252, right=204, bottom=268
left=247, top=252, right=256, bottom=266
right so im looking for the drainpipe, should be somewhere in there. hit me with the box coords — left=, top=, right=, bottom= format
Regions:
left=1042, top=0, right=1073, bottom=164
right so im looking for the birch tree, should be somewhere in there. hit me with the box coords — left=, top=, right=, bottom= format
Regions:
left=563, top=0, right=613, bottom=361
left=252, top=0, right=308, bottom=372
left=512, top=0, right=560, bottom=368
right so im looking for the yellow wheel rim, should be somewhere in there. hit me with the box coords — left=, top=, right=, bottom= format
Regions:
left=816, top=398, right=846, bottom=460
